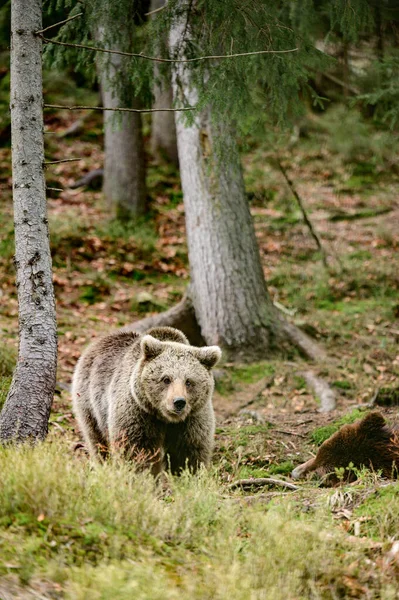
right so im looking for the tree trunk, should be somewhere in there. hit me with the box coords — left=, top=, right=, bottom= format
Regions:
left=98, top=26, right=146, bottom=220
left=168, top=1, right=325, bottom=362
left=0, top=0, right=57, bottom=442
left=150, top=0, right=178, bottom=166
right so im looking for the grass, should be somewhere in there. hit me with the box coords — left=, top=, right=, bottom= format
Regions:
left=0, top=438, right=397, bottom=599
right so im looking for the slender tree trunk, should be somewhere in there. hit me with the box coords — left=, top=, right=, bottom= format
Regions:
left=167, top=1, right=325, bottom=362
left=97, top=24, right=146, bottom=220
left=169, top=9, right=280, bottom=361
left=150, top=0, right=178, bottom=166
left=0, top=0, right=57, bottom=442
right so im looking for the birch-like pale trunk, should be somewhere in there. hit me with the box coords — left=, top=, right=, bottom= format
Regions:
left=169, top=6, right=281, bottom=361
left=98, top=25, right=146, bottom=219
left=0, top=0, right=57, bottom=441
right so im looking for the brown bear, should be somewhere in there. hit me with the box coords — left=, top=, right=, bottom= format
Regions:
left=291, top=412, right=399, bottom=485
left=72, top=326, right=221, bottom=474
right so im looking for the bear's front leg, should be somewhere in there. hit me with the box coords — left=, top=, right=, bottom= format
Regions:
left=109, top=397, right=166, bottom=472
left=165, top=407, right=215, bottom=474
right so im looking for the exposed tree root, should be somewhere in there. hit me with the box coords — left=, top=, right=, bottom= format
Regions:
left=69, top=168, right=104, bottom=190
left=127, top=293, right=205, bottom=346
left=129, top=293, right=326, bottom=362
left=302, top=370, right=337, bottom=412
left=279, top=318, right=327, bottom=362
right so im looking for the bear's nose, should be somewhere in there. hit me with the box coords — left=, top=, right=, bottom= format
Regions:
left=173, top=397, right=186, bottom=412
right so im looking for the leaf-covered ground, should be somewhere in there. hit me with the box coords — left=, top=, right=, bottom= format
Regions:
left=0, top=71, right=399, bottom=598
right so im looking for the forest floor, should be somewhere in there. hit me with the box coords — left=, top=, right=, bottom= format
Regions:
left=0, top=74, right=399, bottom=597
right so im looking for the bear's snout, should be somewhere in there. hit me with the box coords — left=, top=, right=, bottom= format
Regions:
left=173, top=397, right=186, bottom=412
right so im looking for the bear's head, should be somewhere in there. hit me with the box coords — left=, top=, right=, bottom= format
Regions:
left=131, top=335, right=222, bottom=423
left=292, top=412, right=398, bottom=485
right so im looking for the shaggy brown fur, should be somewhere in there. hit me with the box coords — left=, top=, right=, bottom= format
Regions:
left=292, top=412, right=399, bottom=485
left=72, top=326, right=221, bottom=474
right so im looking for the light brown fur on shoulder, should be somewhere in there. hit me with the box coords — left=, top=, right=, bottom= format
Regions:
left=72, top=326, right=221, bottom=474
left=292, top=412, right=399, bottom=485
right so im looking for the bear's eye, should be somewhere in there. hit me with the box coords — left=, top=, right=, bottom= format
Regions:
left=162, top=376, right=171, bottom=385
left=185, top=379, right=194, bottom=388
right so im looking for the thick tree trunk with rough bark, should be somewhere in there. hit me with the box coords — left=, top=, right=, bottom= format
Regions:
left=0, top=0, right=57, bottom=442
left=98, top=25, right=146, bottom=219
left=163, top=0, right=325, bottom=362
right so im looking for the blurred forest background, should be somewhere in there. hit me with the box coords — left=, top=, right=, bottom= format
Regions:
left=0, top=1, right=399, bottom=597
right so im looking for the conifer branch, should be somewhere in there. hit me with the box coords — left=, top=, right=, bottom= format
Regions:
left=35, top=13, right=83, bottom=35
left=44, top=104, right=195, bottom=113
left=39, top=36, right=299, bottom=63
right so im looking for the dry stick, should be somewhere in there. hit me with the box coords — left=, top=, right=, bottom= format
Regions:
left=274, top=429, right=306, bottom=438
left=46, top=187, right=64, bottom=192
left=145, top=4, right=166, bottom=16
left=44, top=104, right=195, bottom=113
left=277, top=159, right=329, bottom=269
left=35, top=12, right=83, bottom=35
left=39, top=36, right=298, bottom=63
left=228, top=478, right=299, bottom=491
left=44, top=157, right=83, bottom=165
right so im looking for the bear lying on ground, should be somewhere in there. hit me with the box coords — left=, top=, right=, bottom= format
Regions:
left=291, top=412, right=399, bottom=485
left=72, top=326, right=221, bottom=474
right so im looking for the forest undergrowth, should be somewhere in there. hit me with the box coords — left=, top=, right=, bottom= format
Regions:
left=0, top=72, right=399, bottom=598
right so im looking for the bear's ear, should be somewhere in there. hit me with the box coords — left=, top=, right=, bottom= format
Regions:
left=140, top=335, right=165, bottom=361
left=359, top=411, right=386, bottom=432
left=193, top=346, right=222, bottom=369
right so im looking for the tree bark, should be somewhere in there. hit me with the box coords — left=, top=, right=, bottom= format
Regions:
left=97, top=25, right=146, bottom=220
left=0, top=0, right=57, bottom=442
left=167, top=1, right=325, bottom=362
left=150, top=0, right=178, bottom=166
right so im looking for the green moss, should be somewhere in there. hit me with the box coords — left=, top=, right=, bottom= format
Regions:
left=0, top=343, right=16, bottom=377
left=215, top=362, right=275, bottom=395
left=268, top=461, right=295, bottom=476
left=354, top=484, right=399, bottom=540
left=310, top=409, right=367, bottom=446
left=0, top=376, right=11, bottom=410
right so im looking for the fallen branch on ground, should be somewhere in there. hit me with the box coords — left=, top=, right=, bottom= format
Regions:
left=228, top=478, right=299, bottom=491
left=277, top=159, right=331, bottom=270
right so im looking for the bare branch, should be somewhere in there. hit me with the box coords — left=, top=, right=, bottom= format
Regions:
left=44, top=104, right=195, bottom=113
left=44, top=157, right=83, bottom=166
left=277, top=159, right=330, bottom=269
left=145, top=4, right=166, bottom=16
left=39, top=36, right=299, bottom=63
left=46, top=187, right=64, bottom=192
left=35, top=13, right=83, bottom=35
left=229, top=478, right=299, bottom=491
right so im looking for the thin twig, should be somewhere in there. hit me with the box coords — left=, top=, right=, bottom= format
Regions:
left=44, top=158, right=83, bottom=165
left=145, top=4, right=166, bottom=16
left=46, top=187, right=64, bottom=192
left=39, top=36, right=298, bottom=63
left=228, top=477, right=299, bottom=491
left=277, top=159, right=330, bottom=269
left=35, top=13, right=83, bottom=35
left=44, top=103, right=195, bottom=113
left=275, top=429, right=307, bottom=438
